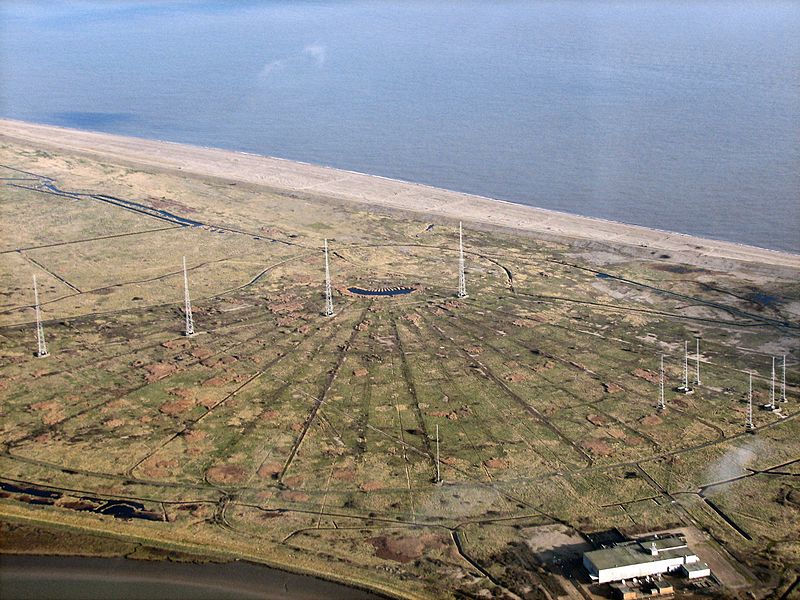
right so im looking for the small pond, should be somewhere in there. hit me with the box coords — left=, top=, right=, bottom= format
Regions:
left=348, top=286, right=415, bottom=297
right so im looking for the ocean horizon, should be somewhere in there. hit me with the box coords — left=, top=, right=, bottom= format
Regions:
left=2, top=1, right=798, bottom=252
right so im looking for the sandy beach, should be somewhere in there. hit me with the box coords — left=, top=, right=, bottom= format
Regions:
left=1, top=118, right=797, bottom=269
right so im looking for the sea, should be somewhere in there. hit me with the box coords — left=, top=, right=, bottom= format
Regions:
left=1, top=1, right=798, bottom=252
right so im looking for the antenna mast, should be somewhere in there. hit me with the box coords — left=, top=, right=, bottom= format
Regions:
left=683, top=341, right=689, bottom=389
left=33, top=275, right=49, bottom=358
left=677, top=341, right=693, bottom=394
left=324, top=239, right=334, bottom=317
left=769, top=356, right=776, bottom=410
left=183, top=257, right=195, bottom=337
left=658, top=354, right=666, bottom=411
left=694, top=338, right=701, bottom=385
left=457, top=222, right=467, bottom=299
left=435, top=424, right=441, bottom=484
left=746, top=372, right=754, bottom=431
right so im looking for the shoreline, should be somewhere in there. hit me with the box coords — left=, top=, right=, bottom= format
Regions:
left=1, top=118, right=798, bottom=269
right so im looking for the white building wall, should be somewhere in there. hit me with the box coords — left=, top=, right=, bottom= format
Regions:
left=686, top=567, right=710, bottom=579
left=592, top=555, right=694, bottom=583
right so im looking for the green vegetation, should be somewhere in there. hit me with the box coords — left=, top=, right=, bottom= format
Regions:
left=0, top=140, right=798, bottom=599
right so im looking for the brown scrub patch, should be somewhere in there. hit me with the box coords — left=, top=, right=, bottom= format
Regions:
left=332, top=468, right=356, bottom=482
left=368, top=532, right=448, bottom=564
left=512, top=317, right=543, bottom=328
left=38, top=408, right=65, bottom=426
left=260, top=410, right=280, bottom=422
left=206, top=464, right=248, bottom=485
left=267, top=295, right=304, bottom=314
left=360, top=481, right=383, bottom=492
left=505, top=371, right=530, bottom=383
left=203, top=375, right=231, bottom=387
left=145, top=362, right=177, bottom=383
left=582, top=438, right=613, bottom=456
left=30, top=400, right=63, bottom=426
left=404, top=313, right=422, bottom=326
left=279, top=490, right=310, bottom=503
left=586, top=414, right=608, bottom=427
left=484, top=458, right=510, bottom=470
left=190, top=347, right=214, bottom=360
left=184, top=429, right=207, bottom=444
left=201, top=355, right=238, bottom=368
left=633, top=368, right=659, bottom=384
left=30, top=400, right=59, bottom=412
left=427, top=405, right=472, bottom=421
left=257, top=462, right=283, bottom=479
left=162, top=338, right=191, bottom=350
left=159, top=396, right=196, bottom=416
left=141, top=458, right=179, bottom=479
left=605, top=427, right=626, bottom=440
left=283, top=475, right=305, bottom=488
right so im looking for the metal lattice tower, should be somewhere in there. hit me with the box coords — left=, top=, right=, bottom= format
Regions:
left=435, top=424, right=441, bottom=484
left=324, top=239, right=334, bottom=317
left=683, top=340, right=689, bottom=390
left=32, top=275, right=49, bottom=358
left=746, top=372, right=754, bottom=431
left=782, top=354, right=787, bottom=402
left=769, top=356, right=776, bottom=409
left=457, top=222, right=467, bottom=299
left=182, top=256, right=195, bottom=337
left=658, top=354, right=666, bottom=411
left=694, top=338, right=702, bottom=385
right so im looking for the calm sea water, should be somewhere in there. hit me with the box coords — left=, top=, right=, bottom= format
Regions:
left=1, top=1, right=798, bottom=252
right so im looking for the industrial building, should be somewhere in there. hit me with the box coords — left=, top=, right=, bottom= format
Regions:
left=681, top=561, right=711, bottom=579
left=583, top=535, right=702, bottom=584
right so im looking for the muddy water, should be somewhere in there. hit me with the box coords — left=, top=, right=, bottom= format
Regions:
left=0, top=555, right=384, bottom=600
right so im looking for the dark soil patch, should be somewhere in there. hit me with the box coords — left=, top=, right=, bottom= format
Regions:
left=367, top=532, right=447, bottom=563
left=206, top=464, right=248, bottom=485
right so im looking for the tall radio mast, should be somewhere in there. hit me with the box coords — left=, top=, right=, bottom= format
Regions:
left=324, top=239, right=334, bottom=317
left=33, top=275, right=49, bottom=358
left=183, top=256, right=195, bottom=337
left=746, top=372, right=754, bottom=431
left=457, top=222, right=467, bottom=299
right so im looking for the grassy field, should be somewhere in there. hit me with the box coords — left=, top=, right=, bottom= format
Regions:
left=0, top=138, right=798, bottom=599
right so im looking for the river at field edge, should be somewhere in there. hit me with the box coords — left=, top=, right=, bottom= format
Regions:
left=0, top=555, right=384, bottom=600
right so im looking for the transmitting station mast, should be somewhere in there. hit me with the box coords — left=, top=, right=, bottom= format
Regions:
left=694, top=338, right=702, bottom=385
left=33, top=275, right=49, bottom=358
left=768, top=356, right=776, bottom=410
left=677, top=341, right=693, bottom=394
left=183, top=256, right=195, bottom=337
left=658, top=355, right=666, bottom=411
left=458, top=222, right=467, bottom=299
left=746, top=372, right=755, bottom=431
left=324, top=239, right=334, bottom=317
left=435, top=424, right=441, bottom=484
